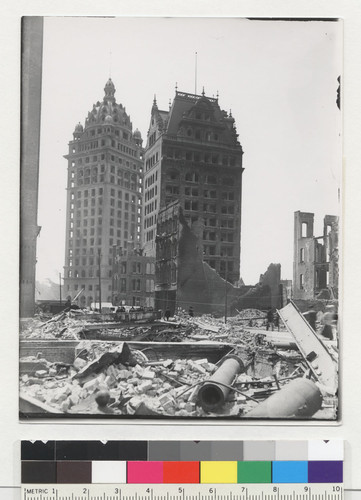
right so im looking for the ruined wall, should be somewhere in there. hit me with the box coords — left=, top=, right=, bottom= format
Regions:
left=176, top=214, right=212, bottom=314
left=230, top=264, right=282, bottom=313
left=259, top=263, right=282, bottom=309
left=293, top=211, right=339, bottom=301
left=293, top=211, right=316, bottom=300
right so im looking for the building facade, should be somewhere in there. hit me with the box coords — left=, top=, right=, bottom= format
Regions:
left=63, top=79, right=144, bottom=308
left=293, top=211, right=339, bottom=300
left=154, top=200, right=182, bottom=313
left=111, top=242, right=155, bottom=307
left=143, top=90, right=244, bottom=283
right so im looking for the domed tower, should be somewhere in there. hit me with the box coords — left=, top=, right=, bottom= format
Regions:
left=133, top=128, right=143, bottom=147
left=73, top=122, right=83, bottom=140
left=63, top=80, right=144, bottom=309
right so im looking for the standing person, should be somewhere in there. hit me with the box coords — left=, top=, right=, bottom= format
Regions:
left=266, top=308, right=274, bottom=331
left=189, top=306, right=194, bottom=317
left=274, top=311, right=280, bottom=331
left=320, top=305, right=337, bottom=340
left=165, top=308, right=171, bottom=321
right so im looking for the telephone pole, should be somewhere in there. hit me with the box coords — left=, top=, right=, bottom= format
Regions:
left=98, top=248, right=102, bottom=312
left=59, top=273, right=62, bottom=305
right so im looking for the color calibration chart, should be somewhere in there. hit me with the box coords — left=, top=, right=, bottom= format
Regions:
left=21, top=440, right=343, bottom=500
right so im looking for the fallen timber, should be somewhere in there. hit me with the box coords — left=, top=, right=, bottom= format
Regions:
left=277, top=301, right=338, bottom=394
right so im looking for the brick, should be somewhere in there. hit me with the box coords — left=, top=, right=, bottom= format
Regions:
left=137, top=381, right=153, bottom=393
left=142, top=370, right=155, bottom=380
left=185, top=402, right=196, bottom=412
left=73, top=358, right=87, bottom=370
left=195, top=358, right=208, bottom=365
left=117, top=370, right=132, bottom=380
left=69, top=394, right=79, bottom=406
left=105, top=374, right=117, bottom=387
left=35, top=370, right=48, bottom=378
left=83, top=378, right=99, bottom=391
left=60, top=399, right=70, bottom=412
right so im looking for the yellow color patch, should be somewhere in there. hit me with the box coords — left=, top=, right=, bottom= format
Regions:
left=201, top=461, right=238, bottom=484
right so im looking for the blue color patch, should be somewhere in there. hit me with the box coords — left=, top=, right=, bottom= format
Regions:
left=272, top=461, right=308, bottom=483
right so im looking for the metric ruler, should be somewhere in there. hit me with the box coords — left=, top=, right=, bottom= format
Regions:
left=21, top=483, right=343, bottom=500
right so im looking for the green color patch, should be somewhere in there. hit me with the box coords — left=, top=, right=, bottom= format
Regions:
left=237, top=461, right=272, bottom=483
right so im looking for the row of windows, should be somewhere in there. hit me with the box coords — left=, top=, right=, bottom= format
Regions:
left=203, top=245, right=234, bottom=258
left=145, top=185, right=158, bottom=202
left=145, top=151, right=159, bottom=171
left=70, top=209, right=136, bottom=222
left=146, top=229, right=154, bottom=242
left=183, top=128, right=220, bottom=142
left=86, top=127, right=130, bottom=141
left=144, top=200, right=157, bottom=216
left=73, top=198, right=137, bottom=212
left=115, top=262, right=155, bottom=275
left=144, top=215, right=155, bottom=229
left=203, top=231, right=234, bottom=243
left=164, top=149, right=237, bottom=167
left=68, top=233, right=141, bottom=249
left=74, top=138, right=138, bottom=158
left=145, top=170, right=158, bottom=188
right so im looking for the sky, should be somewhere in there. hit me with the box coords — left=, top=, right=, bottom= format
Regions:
left=36, top=17, right=342, bottom=285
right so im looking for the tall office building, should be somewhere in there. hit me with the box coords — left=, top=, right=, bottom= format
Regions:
left=63, top=79, right=144, bottom=307
left=143, top=90, right=244, bottom=283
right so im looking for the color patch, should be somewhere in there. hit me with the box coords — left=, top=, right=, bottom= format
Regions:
left=237, top=461, right=271, bottom=483
left=201, top=461, right=237, bottom=484
left=22, top=461, right=57, bottom=484
left=148, top=442, right=180, bottom=461
left=91, top=461, right=127, bottom=483
left=308, top=441, right=344, bottom=461
left=272, top=461, right=308, bottom=483
left=275, top=441, right=308, bottom=461
left=21, top=441, right=55, bottom=461
left=243, top=441, right=275, bottom=461
left=57, top=461, right=91, bottom=483
left=163, top=461, right=199, bottom=483
left=55, top=441, right=148, bottom=461
left=179, top=442, right=212, bottom=461
left=308, top=461, right=343, bottom=483
left=210, top=442, right=243, bottom=461
left=127, top=461, right=163, bottom=484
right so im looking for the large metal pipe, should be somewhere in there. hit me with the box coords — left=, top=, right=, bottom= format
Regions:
left=246, top=378, right=322, bottom=418
left=198, top=354, right=244, bottom=411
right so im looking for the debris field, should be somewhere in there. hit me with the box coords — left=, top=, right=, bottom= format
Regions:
left=19, top=304, right=338, bottom=419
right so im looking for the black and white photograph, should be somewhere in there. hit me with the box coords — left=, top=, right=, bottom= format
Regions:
left=19, top=16, right=342, bottom=420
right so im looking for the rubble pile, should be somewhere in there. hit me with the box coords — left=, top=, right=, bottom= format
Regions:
left=19, top=303, right=338, bottom=419
left=19, top=342, right=264, bottom=416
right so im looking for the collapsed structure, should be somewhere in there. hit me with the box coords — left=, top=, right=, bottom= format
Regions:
left=19, top=301, right=338, bottom=420
left=155, top=201, right=285, bottom=315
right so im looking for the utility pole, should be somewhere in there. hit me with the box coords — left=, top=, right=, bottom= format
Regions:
left=224, top=260, right=228, bottom=324
left=98, top=248, right=102, bottom=312
left=59, top=273, right=62, bottom=305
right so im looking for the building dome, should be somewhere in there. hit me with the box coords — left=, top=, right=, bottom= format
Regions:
left=104, top=115, right=113, bottom=124
left=74, top=122, right=83, bottom=133
left=104, top=78, right=116, bottom=101
left=133, top=128, right=142, bottom=139
left=105, top=78, right=115, bottom=91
